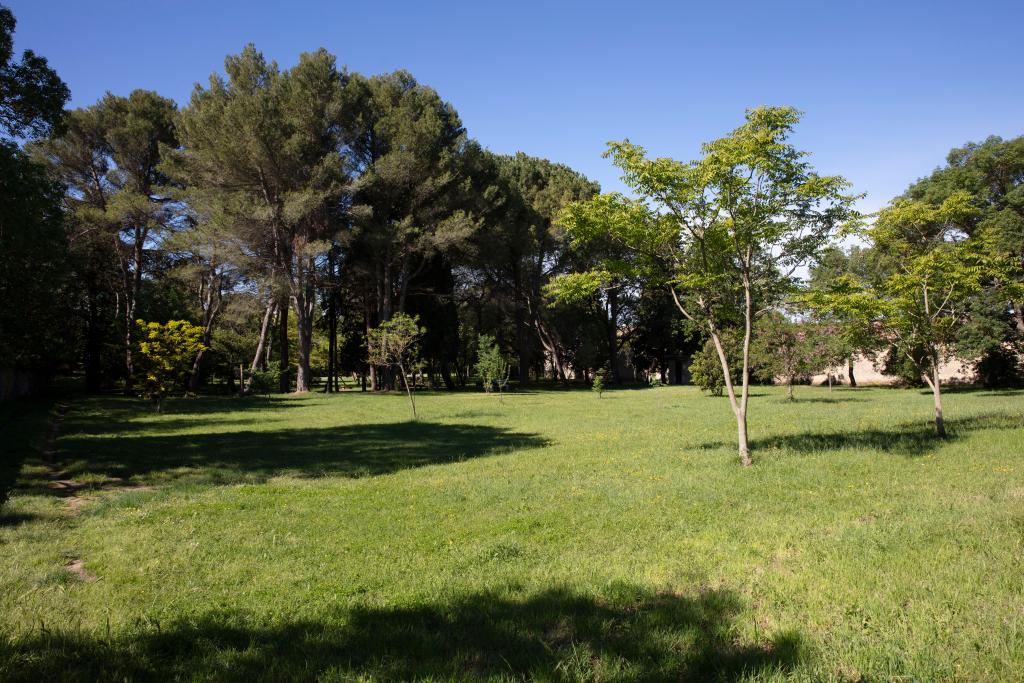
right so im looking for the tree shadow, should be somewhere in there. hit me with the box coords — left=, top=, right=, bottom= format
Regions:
left=0, top=584, right=803, bottom=681
left=702, top=412, right=1022, bottom=457
left=33, top=421, right=549, bottom=490
left=0, top=510, right=38, bottom=527
left=777, top=395, right=869, bottom=404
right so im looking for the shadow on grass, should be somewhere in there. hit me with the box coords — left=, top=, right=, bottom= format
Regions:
left=31, top=421, right=549, bottom=490
left=0, top=584, right=803, bottom=681
left=0, top=510, right=37, bottom=527
left=702, top=412, right=1022, bottom=457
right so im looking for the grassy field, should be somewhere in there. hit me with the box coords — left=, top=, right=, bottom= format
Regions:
left=1, top=384, right=1022, bottom=681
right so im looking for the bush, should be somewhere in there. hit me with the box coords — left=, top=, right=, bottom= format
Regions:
left=592, top=368, right=607, bottom=397
left=134, top=320, right=206, bottom=411
left=247, top=367, right=281, bottom=395
left=689, top=341, right=729, bottom=396
left=973, top=346, right=1023, bottom=388
left=689, top=334, right=772, bottom=396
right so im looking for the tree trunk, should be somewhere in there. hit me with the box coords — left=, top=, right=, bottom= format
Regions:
left=931, top=364, right=945, bottom=438
left=736, top=408, right=751, bottom=467
left=786, top=378, right=794, bottom=401
left=514, top=274, right=530, bottom=386
left=606, top=287, right=620, bottom=384
left=325, top=292, right=337, bottom=393
left=247, top=301, right=276, bottom=389
left=847, top=357, right=857, bottom=387
left=188, top=347, right=207, bottom=392
left=277, top=295, right=290, bottom=393
left=399, top=362, right=417, bottom=420
left=294, top=300, right=313, bottom=393
left=707, top=327, right=752, bottom=467
left=85, top=289, right=102, bottom=393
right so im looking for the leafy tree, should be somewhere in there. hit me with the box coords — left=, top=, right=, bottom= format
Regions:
left=475, top=334, right=510, bottom=402
left=480, top=153, right=599, bottom=384
left=809, top=192, right=1023, bottom=436
left=35, top=90, right=178, bottom=391
left=0, top=4, right=69, bottom=391
left=367, top=313, right=423, bottom=419
left=169, top=45, right=348, bottom=393
left=555, top=107, right=858, bottom=465
left=903, top=135, right=1024, bottom=384
left=0, top=5, right=68, bottom=140
left=342, top=71, right=476, bottom=327
left=134, top=319, right=206, bottom=412
left=591, top=367, right=607, bottom=397
left=754, top=313, right=814, bottom=401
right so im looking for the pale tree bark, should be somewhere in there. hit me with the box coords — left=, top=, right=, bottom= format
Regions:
left=398, top=362, right=417, bottom=420
left=188, top=263, right=227, bottom=392
left=670, top=285, right=752, bottom=466
left=922, top=354, right=946, bottom=437
left=245, top=300, right=276, bottom=392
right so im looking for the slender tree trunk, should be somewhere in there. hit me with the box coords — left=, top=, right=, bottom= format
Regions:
left=931, top=363, right=945, bottom=437
left=294, top=294, right=313, bottom=393
left=399, top=362, right=417, bottom=420
left=847, top=357, right=857, bottom=387
left=707, top=327, right=752, bottom=467
left=248, top=301, right=276, bottom=386
left=607, top=287, right=620, bottom=384
left=85, top=289, right=102, bottom=393
left=514, top=270, right=530, bottom=386
left=787, top=378, right=794, bottom=401
left=277, top=295, right=290, bottom=393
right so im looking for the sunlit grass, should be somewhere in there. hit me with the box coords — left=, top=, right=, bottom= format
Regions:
left=2, top=385, right=1022, bottom=680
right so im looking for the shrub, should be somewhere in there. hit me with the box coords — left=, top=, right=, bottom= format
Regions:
left=134, top=320, right=206, bottom=411
left=592, top=368, right=607, bottom=397
left=247, top=367, right=281, bottom=395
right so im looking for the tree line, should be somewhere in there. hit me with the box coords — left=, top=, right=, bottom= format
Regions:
left=2, top=4, right=1022, bottom=464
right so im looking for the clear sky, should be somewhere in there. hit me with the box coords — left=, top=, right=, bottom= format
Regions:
left=9, top=0, right=1024, bottom=212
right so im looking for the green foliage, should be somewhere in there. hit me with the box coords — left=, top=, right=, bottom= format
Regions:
left=689, top=340, right=730, bottom=396
left=368, top=313, right=424, bottom=418
left=553, top=107, right=859, bottom=463
left=0, top=5, right=69, bottom=140
left=247, top=368, right=281, bottom=396
left=475, top=335, right=509, bottom=394
left=134, top=320, right=206, bottom=411
left=0, top=6, right=70, bottom=381
left=591, top=368, right=607, bottom=397
left=690, top=333, right=773, bottom=397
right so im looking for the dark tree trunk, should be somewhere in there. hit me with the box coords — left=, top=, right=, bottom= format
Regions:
left=85, top=289, right=102, bottom=393
left=606, top=288, right=620, bottom=384
left=514, top=275, right=530, bottom=386
left=277, top=295, right=290, bottom=393
left=847, top=357, right=857, bottom=387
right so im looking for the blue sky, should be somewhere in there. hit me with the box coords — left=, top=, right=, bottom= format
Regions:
left=9, top=0, right=1024, bottom=212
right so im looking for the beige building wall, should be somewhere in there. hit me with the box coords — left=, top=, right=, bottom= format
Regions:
left=809, top=354, right=974, bottom=386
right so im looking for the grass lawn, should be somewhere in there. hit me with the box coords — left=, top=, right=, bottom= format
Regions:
left=1, top=384, right=1023, bottom=681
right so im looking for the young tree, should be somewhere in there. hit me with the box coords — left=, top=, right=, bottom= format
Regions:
left=367, top=313, right=423, bottom=419
left=810, top=192, right=1023, bottom=436
left=134, top=319, right=206, bottom=412
left=555, top=107, right=858, bottom=465
left=475, top=334, right=510, bottom=402
left=754, top=313, right=815, bottom=401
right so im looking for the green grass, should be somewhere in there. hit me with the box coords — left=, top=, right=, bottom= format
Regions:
left=2, top=385, right=1023, bottom=681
